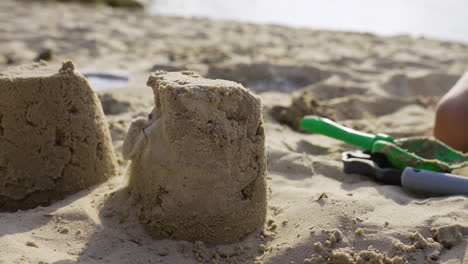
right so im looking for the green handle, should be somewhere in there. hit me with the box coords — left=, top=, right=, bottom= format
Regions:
left=300, top=116, right=394, bottom=150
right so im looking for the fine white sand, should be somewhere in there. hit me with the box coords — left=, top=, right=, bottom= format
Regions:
left=1, top=1, right=468, bottom=263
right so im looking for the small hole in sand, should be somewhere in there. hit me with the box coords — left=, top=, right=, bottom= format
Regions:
left=256, top=125, right=264, bottom=136
left=26, top=120, right=37, bottom=127
left=156, top=186, right=169, bottom=206
left=55, top=128, right=65, bottom=146
left=0, top=114, right=3, bottom=136
left=241, top=180, right=256, bottom=200
left=67, top=106, right=79, bottom=115
left=96, top=142, right=103, bottom=160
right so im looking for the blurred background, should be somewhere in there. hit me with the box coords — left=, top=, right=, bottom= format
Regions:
left=150, top=0, right=468, bottom=43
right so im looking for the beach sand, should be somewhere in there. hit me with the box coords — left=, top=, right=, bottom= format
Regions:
left=1, top=0, right=468, bottom=263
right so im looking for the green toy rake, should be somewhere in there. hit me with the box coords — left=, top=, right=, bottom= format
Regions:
left=300, top=116, right=468, bottom=172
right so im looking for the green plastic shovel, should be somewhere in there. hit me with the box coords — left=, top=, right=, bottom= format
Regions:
left=300, top=115, right=468, bottom=172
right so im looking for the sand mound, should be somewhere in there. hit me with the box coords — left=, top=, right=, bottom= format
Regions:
left=269, top=71, right=443, bottom=138
left=123, top=71, right=267, bottom=244
left=270, top=92, right=336, bottom=130
left=0, top=61, right=118, bottom=211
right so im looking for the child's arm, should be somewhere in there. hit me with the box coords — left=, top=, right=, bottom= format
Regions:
left=434, top=71, right=468, bottom=152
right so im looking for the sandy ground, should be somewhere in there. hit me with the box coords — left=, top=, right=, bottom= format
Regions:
left=2, top=0, right=468, bottom=263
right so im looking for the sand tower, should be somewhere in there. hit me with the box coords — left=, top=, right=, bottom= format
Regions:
left=123, top=71, right=267, bottom=244
left=0, top=61, right=119, bottom=211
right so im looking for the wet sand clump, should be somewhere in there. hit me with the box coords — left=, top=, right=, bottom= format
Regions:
left=0, top=61, right=118, bottom=211
left=270, top=92, right=335, bottom=130
left=123, top=71, right=267, bottom=244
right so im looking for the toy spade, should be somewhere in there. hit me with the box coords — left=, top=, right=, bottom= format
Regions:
left=300, top=116, right=468, bottom=172
left=342, top=150, right=402, bottom=185
left=342, top=150, right=468, bottom=196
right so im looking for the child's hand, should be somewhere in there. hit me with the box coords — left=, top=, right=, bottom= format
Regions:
left=434, top=71, right=468, bottom=153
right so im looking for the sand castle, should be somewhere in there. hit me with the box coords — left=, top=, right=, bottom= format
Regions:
left=123, top=71, right=267, bottom=244
left=0, top=61, right=118, bottom=211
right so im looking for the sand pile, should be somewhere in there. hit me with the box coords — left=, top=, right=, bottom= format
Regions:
left=0, top=61, right=118, bottom=211
left=123, top=71, right=267, bottom=244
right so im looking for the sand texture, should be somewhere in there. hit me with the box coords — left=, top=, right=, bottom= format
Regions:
left=1, top=0, right=468, bottom=263
left=124, top=71, right=266, bottom=244
left=0, top=61, right=118, bottom=211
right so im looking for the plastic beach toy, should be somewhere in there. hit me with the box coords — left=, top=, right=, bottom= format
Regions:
left=341, top=150, right=468, bottom=196
left=402, top=167, right=468, bottom=196
left=300, top=116, right=468, bottom=172
left=342, top=150, right=402, bottom=185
